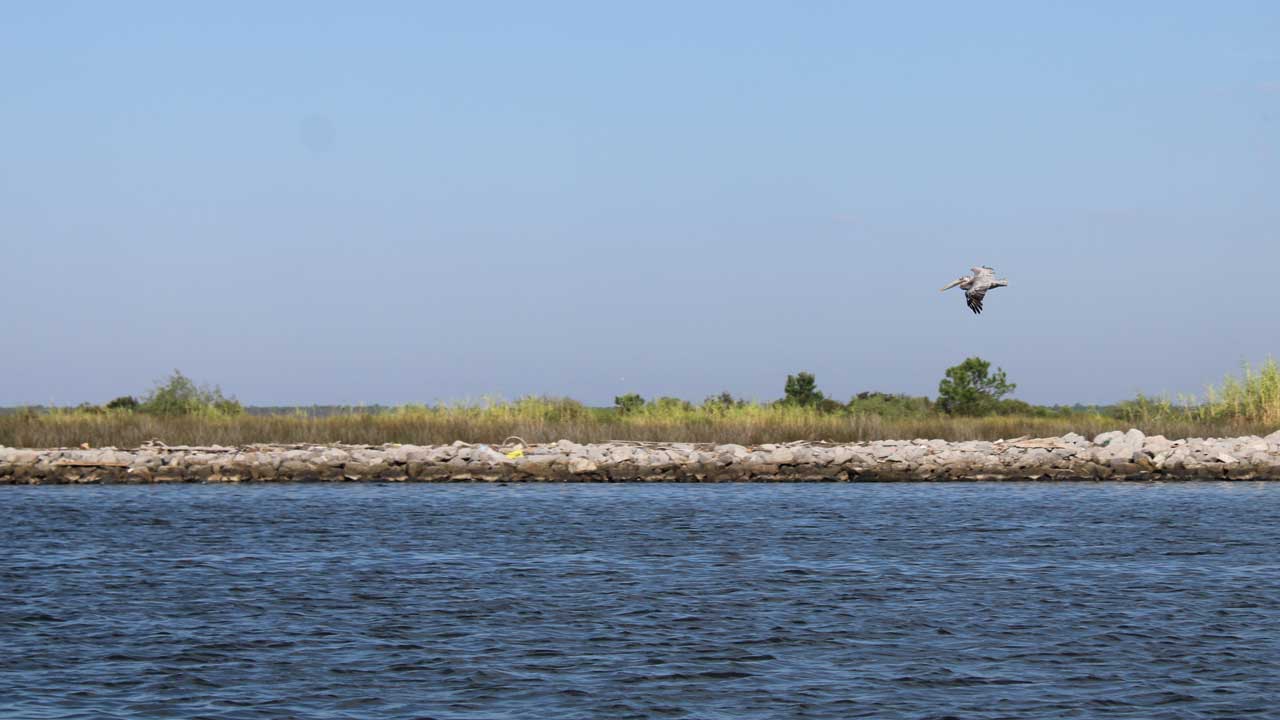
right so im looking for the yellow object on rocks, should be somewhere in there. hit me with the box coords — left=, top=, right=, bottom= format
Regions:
left=505, top=448, right=524, bottom=459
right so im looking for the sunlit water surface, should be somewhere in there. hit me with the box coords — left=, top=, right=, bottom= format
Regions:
left=3, top=483, right=1279, bottom=719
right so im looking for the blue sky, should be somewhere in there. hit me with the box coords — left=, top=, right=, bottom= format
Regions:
left=2, top=2, right=1277, bottom=407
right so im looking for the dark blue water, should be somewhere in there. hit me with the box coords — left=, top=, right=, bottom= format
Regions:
left=3, top=483, right=1279, bottom=719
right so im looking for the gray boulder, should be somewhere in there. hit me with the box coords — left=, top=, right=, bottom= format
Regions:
left=568, top=457, right=598, bottom=474
left=1094, top=429, right=1146, bottom=462
left=1093, top=430, right=1123, bottom=446
left=472, top=446, right=513, bottom=465
left=768, top=448, right=796, bottom=465
left=1143, top=435, right=1174, bottom=456
left=1061, top=432, right=1089, bottom=447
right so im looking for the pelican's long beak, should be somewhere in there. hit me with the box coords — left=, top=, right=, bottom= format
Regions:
left=939, top=279, right=963, bottom=292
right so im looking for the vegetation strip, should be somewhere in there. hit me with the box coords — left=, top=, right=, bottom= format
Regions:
left=5, top=429, right=1280, bottom=484
left=6, top=359, right=1278, bottom=448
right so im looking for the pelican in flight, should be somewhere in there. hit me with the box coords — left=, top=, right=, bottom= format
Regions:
left=940, top=266, right=1008, bottom=314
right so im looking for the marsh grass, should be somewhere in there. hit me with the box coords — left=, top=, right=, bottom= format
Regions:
left=1114, top=359, right=1280, bottom=429
left=4, top=360, right=1277, bottom=448
left=1, top=399, right=1273, bottom=449
left=1205, top=359, right=1280, bottom=425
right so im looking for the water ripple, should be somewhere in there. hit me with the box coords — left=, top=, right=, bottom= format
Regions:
left=2, top=482, right=1279, bottom=719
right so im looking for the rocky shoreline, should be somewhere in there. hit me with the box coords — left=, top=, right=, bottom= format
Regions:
left=4, top=429, right=1280, bottom=484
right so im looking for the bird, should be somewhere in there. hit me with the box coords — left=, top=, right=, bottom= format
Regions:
left=940, top=266, right=1009, bottom=314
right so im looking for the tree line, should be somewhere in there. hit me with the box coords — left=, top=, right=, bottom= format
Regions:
left=614, top=357, right=1034, bottom=418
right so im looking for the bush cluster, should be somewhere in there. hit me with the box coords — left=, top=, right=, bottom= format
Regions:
left=69, top=371, right=244, bottom=417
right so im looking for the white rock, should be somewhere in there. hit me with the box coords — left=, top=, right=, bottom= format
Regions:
left=638, top=450, right=671, bottom=466
left=768, top=448, right=796, bottom=464
left=889, top=446, right=927, bottom=462
left=870, top=445, right=896, bottom=460
left=428, top=447, right=457, bottom=462
left=384, top=446, right=412, bottom=463
left=9, top=445, right=40, bottom=461
left=1093, top=431, right=1123, bottom=445
left=1247, top=449, right=1274, bottom=464
left=351, top=449, right=384, bottom=463
left=715, top=444, right=749, bottom=458
left=556, top=439, right=585, bottom=454
left=473, top=447, right=512, bottom=464
left=568, top=457, right=597, bottom=474
left=609, top=446, right=637, bottom=463
left=665, top=448, right=690, bottom=463
left=518, top=455, right=557, bottom=471
left=808, top=447, right=836, bottom=465
left=319, top=449, right=352, bottom=466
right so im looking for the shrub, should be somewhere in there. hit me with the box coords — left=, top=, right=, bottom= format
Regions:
left=702, top=392, right=747, bottom=413
left=848, top=392, right=933, bottom=419
left=650, top=396, right=694, bottom=413
left=614, top=393, right=645, bottom=415
left=510, top=396, right=590, bottom=422
left=815, top=398, right=845, bottom=414
left=106, top=396, right=139, bottom=411
left=992, top=399, right=1040, bottom=416
left=140, top=370, right=244, bottom=417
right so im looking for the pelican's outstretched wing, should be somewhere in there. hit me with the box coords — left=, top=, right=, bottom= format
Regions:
left=971, top=266, right=996, bottom=283
left=965, top=288, right=986, bottom=314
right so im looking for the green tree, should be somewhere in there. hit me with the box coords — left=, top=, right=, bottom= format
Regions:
left=614, top=393, right=645, bottom=415
left=783, top=371, right=825, bottom=407
left=937, top=357, right=1016, bottom=415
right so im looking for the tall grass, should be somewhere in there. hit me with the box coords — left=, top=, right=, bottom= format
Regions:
left=2, top=397, right=1274, bottom=449
left=1115, top=359, right=1280, bottom=429
left=1204, top=358, right=1280, bottom=425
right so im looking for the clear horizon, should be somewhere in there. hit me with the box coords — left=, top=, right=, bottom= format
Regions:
left=3, top=2, right=1277, bottom=408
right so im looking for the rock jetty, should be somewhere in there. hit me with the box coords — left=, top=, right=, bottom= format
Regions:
left=4, top=430, right=1280, bottom=484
